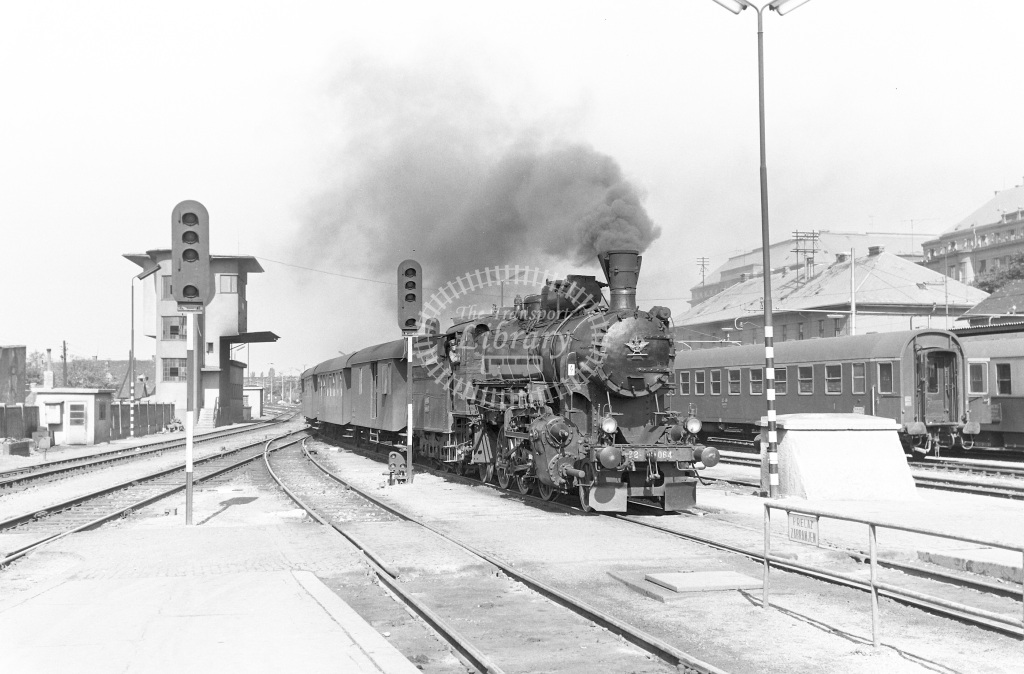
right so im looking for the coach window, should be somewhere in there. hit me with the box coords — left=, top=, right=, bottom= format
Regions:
left=775, top=366, right=787, bottom=395
left=878, top=362, right=894, bottom=394
left=694, top=370, right=705, bottom=395
left=710, top=370, right=722, bottom=395
left=727, top=369, right=741, bottom=394
left=797, top=365, right=813, bottom=394
left=968, top=361, right=988, bottom=395
left=380, top=363, right=391, bottom=395
left=852, top=362, right=866, bottom=394
left=996, top=363, right=1011, bottom=395
left=825, top=364, right=842, bottom=394
left=749, top=367, right=763, bottom=395
left=679, top=371, right=691, bottom=395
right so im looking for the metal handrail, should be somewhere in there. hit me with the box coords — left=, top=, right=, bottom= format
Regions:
left=763, top=502, right=1024, bottom=646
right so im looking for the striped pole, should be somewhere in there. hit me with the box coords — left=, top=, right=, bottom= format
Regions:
left=756, top=7, right=779, bottom=498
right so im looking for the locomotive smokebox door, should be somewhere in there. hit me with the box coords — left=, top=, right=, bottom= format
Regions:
left=388, top=451, right=408, bottom=484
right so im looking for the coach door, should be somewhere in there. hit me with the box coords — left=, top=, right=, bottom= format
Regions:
left=921, top=351, right=956, bottom=424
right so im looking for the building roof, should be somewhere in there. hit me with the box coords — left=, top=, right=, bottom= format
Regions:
left=960, top=278, right=1024, bottom=318
left=677, top=251, right=988, bottom=327
left=124, top=250, right=264, bottom=274
left=697, top=230, right=933, bottom=289
left=943, top=183, right=1024, bottom=234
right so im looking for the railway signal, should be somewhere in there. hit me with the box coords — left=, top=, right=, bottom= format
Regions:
left=397, top=259, right=422, bottom=484
left=171, top=200, right=213, bottom=309
left=397, top=259, right=422, bottom=334
left=170, top=200, right=212, bottom=526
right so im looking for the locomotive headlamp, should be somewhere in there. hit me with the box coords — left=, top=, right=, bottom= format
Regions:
left=598, top=445, right=622, bottom=470
left=684, top=416, right=702, bottom=435
left=601, top=416, right=618, bottom=435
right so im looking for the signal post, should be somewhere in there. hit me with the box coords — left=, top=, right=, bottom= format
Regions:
left=171, top=200, right=213, bottom=524
left=397, top=260, right=422, bottom=484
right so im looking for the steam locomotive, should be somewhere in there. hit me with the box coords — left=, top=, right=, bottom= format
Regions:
left=301, top=250, right=720, bottom=512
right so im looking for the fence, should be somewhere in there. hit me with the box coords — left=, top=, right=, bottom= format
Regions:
left=763, top=502, right=1024, bottom=646
left=109, top=402, right=176, bottom=440
left=0, top=404, right=40, bottom=438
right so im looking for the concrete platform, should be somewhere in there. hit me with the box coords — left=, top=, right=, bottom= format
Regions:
left=0, top=569, right=419, bottom=674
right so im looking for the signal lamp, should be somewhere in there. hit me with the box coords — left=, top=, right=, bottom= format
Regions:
left=397, top=260, right=423, bottom=333
left=171, top=200, right=212, bottom=305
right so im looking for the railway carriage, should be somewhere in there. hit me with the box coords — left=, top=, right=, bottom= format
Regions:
left=960, top=332, right=1024, bottom=450
left=672, top=329, right=979, bottom=455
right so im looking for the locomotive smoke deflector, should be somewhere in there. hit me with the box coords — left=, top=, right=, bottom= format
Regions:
left=599, top=250, right=641, bottom=311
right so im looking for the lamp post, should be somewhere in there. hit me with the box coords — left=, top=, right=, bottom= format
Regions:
left=712, top=0, right=812, bottom=499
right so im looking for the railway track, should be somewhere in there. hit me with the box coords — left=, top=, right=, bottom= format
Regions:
left=0, top=413, right=293, bottom=494
left=324, top=434, right=1023, bottom=639
left=0, top=429, right=306, bottom=568
left=267, top=438, right=724, bottom=674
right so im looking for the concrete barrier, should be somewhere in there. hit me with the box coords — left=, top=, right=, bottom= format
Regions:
left=759, top=413, right=919, bottom=501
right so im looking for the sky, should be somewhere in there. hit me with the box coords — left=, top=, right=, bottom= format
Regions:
left=2, top=1, right=1023, bottom=376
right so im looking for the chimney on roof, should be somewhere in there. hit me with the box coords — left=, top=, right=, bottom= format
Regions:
left=740, top=273, right=748, bottom=282
left=868, top=246, right=884, bottom=256
left=836, top=253, right=848, bottom=263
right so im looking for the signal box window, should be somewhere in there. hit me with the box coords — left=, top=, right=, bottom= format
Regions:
left=878, top=362, right=894, bottom=394
left=749, top=368, right=763, bottom=395
left=781, top=325, right=787, bottom=342
left=852, top=362, right=866, bottom=394
left=161, top=275, right=173, bottom=300
left=818, top=320, right=825, bottom=338
left=161, top=317, right=187, bottom=340
left=825, top=364, right=842, bottom=394
left=797, top=366, right=813, bottom=394
left=162, top=358, right=187, bottom=382
left=694, top=370, right=705, bottom=395
left=220, top=274, right=238, bottom=293
left=727, top=369, right=741, bottom=394
left=775, top=366, right=787, bottom=395
left=679, top=371, right=691, bottom=395
left=968, top=362, right=988, bottom=395
left=798, top=323, right=805, bottom=341
left=996, top=363, right=1012, bottom=395
left=710, top=370, right=722, bottom=395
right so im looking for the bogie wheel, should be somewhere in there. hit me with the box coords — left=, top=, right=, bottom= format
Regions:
left=496, top=465, right=512, bottom=489
left=516, top=475, right=532, bottom=495
left=478, top=462, right=495, bottom=484
left=535, top=481, right=558, bottom=501
left=578, top=484, right=593, bottom=512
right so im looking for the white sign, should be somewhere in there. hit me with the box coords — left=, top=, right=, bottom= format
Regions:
left=788, top=513, right=819, bottom=546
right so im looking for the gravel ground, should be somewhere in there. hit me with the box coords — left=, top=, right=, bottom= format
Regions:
left=311, top=439, right=1024, bottom=674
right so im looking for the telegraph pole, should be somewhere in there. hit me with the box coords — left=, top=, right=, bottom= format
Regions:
left=61, top=341, right=68, bottom=386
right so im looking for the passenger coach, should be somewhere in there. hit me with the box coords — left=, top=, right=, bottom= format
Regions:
left=672, top=329, right=979, bottom=455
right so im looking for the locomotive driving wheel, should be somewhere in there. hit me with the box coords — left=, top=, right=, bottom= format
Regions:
left=496, top=464, right=513, bottom=489
left=578, top=484, right=593, bottom=512
left=478, top=462, right=495, bottom=483
left=535, top=482, right=558, bottom=501
left=516, top=474, right=533, bottom=495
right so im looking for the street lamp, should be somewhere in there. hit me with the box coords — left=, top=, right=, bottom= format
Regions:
left=712, top=0, right=813, bottom=499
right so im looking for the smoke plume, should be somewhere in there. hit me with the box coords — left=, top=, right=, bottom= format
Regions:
left=298, top=58, right=661, bottom=285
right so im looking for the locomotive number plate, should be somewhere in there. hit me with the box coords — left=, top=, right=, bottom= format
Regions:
left=623, top=448, right=685, bottom=462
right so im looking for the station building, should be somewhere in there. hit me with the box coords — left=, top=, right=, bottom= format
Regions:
left=674, top=247, right=988, bottom=349
left=921, top=182, right=1024, bottom=286
left=124, top=250, right=278, bottom=427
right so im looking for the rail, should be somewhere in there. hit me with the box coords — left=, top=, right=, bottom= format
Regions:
left=762, top=502, right=1024, bottom=646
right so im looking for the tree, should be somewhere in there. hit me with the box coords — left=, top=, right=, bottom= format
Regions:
left=974, top=251, right=1024, bottom=293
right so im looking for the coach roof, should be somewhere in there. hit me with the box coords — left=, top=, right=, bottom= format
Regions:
left=675, top=329, right=961, bottom=369
left=346, top=339, right=406, bottom=365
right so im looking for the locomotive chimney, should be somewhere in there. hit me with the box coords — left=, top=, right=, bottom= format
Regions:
left=599, top=250, right=642, bottom=311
